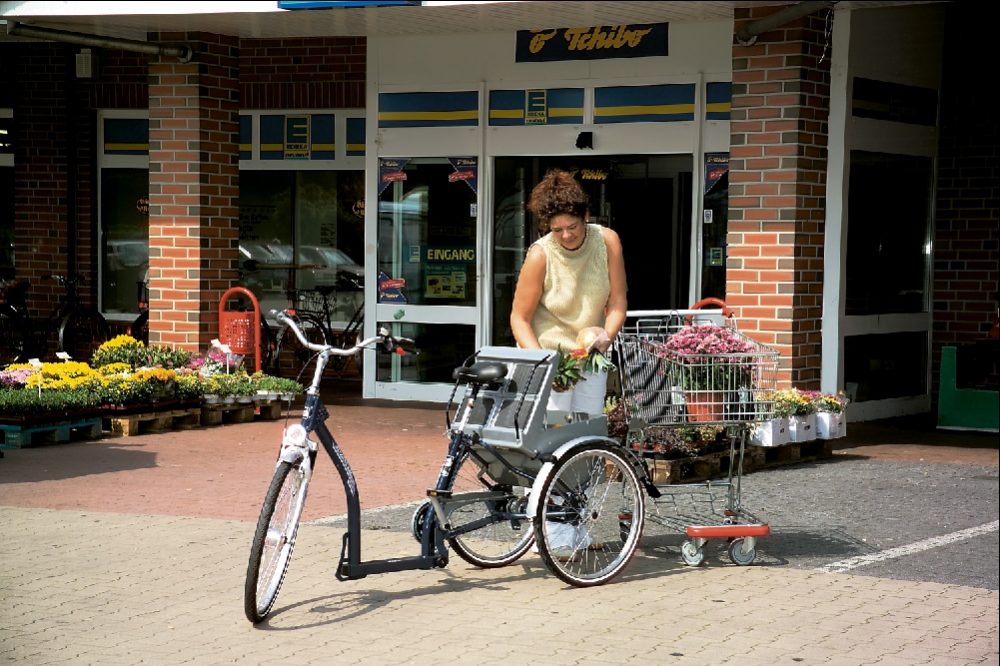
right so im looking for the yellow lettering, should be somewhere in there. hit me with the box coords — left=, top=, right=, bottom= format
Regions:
left=563, top=25, right=652, bottom=52
left=563, top=27, right=588, bottom=51
left=529, top=29, right=557, bottom=54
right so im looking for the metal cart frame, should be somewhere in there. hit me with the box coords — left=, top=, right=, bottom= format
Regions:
left=615, top=304, right=779, bottom=566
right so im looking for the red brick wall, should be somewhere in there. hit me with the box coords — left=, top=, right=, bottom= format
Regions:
left=148, top=33, right=240, bottom=351
left=728, top=7, right=832, bottom=389
left=241, top=37, right=366, bottom=109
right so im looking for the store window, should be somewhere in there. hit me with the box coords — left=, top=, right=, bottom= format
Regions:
left=845, top=151, right=933, bottom=315
left=98, top=114, right=149, bottom=318
left=100, top=169, right=149, bottom=315
left=239, top=170, right=365, bottom=324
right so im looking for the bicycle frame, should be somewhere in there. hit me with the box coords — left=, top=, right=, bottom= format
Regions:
left=275, top=312, right=450, bottom=580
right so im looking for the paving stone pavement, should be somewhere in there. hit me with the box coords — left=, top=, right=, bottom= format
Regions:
left=1, top=394, right=997, bottom=665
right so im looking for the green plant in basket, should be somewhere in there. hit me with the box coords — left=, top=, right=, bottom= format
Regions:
left=144, top=344, right=193, bottom=370
left=175, top=372, right=204, bottom=401
left=0, top=387, right=102, bottom=413
left=98, top=374, right=154, bottom=406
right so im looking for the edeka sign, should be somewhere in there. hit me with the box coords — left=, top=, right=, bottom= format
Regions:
left=516, top=24, right=668, bottom=63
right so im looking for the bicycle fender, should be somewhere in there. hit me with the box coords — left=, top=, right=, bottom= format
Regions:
left=525, top=435, right=620, bottom=517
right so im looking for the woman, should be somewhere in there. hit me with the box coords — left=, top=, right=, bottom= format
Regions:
left=510, top=168, right=627, bottom=416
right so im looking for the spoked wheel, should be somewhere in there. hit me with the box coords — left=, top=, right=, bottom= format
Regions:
left=444, top=450, right=535, bottom=568
left=534, top=443, right=645, bottom=587
left=245, top=460, right=310, bottom=624
left=275, top=312, right=327, bottom=378
left=59, top=307, right=111, bottom=363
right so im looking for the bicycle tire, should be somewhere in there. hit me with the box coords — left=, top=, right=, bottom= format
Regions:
left=274, top=312, right=328, bottom=378
left=0, top=306, right=30, bottom=366
left=329, top=311, right=363, bottom=374
left=58, top=307, right=111, bottom=364
left=129, top=310, right=149, bottom=345
left=534, top=443, right=645, bottom=587
left=445, top=449, right=536, bottom=568
left=245, top=460, right=309, bottom=624
left=257, top=319, right=276, bottom=374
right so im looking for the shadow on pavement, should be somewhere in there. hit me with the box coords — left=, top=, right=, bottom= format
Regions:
left=0, top=440, right=157, bottom=483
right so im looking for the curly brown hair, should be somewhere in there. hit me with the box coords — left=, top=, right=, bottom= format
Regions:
left=526, top=169, right=588, bottom=233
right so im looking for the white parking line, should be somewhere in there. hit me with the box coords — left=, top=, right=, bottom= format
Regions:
left=816, top=520, right=1000, bottom=574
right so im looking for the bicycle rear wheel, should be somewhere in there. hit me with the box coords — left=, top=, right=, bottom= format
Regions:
left=245, top=460, right=309, bottom=624
left=443, top=449, right=535, bottom=568
left=534, top=443, right=645, bottom=587
left=58, top=307, right=111, bottom=363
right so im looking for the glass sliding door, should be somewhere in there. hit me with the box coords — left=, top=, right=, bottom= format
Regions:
left=491, top=155, right=693, bottom=347
left=374, top=157, right=479, bottom=401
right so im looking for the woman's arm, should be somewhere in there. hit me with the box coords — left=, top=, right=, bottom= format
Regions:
left=601, top=226, right=628, bottom=345
left=509, top=243, right=546, bottom=349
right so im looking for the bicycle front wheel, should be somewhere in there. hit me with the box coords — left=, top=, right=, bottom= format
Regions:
left=445, top=449, right=535, bottom=568
left=534, top=443, right=645, bottom=587
left=59, top=307, right=111, bottom=363
left=245, top=460, right=310, bottom=624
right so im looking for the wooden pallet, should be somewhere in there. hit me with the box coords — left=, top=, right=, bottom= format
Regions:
left=255, top=401, right=285, bottom=421
left=0, top=417, right=103, bottom=449
left=643, top=438, right=833, bottom=485
left=200, top=402, right=256, bottom=426
left=104, top=407, right=202, bottom=437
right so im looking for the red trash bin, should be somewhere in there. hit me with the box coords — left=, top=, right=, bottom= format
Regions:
left=218, top=287, right=262, bottom=374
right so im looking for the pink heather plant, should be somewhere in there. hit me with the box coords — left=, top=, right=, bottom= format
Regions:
left=654, top=325, right=756, bottom=391
left=0, top=367, right=35, bottom=388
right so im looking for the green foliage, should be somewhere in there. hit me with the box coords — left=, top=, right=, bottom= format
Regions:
left=0, top=387, right=102, bottom=413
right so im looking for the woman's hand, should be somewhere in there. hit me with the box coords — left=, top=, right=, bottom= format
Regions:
left=576, top=326, right=611, bottom=354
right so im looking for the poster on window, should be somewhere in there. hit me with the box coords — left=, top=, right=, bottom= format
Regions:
left=705, top=152, right=729, bottom=194
left=447, top=157, right=478, bottom=194
left=379, top=158, right=409, bottom=195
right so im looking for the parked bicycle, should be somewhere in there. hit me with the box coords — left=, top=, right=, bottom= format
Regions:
left=285, top=270, right=364, bottom=375
left=0, top=273, right=110, bottom=366
left=244, top=311, right=646, bottom=624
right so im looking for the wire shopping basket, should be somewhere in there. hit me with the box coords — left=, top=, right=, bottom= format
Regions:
left=616, top=316, right=779, bottom=428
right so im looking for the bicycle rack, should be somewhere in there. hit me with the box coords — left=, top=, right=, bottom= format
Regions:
left=218, top=287, right=262, bottom=374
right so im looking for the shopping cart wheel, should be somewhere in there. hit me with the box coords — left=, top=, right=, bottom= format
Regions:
left=680, top=540, right=705, bottom=567
left=727, top=537, right=756, bottom=566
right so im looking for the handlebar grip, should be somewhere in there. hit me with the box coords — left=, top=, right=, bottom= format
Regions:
left=393, top=337, right=419, bottom=356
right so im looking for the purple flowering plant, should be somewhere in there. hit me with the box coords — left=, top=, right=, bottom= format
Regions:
left=654, top=324, right=756, bottom=391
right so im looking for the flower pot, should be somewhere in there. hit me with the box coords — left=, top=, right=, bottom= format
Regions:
left=816, top=412, right=846, bottom=439
left=751, top=417, right=790, bottom=447
left=685, top=390, right=724, bottom=423
left=789, top=413, right=816, bottom=442
left=202, top=394, right=220, bottom=405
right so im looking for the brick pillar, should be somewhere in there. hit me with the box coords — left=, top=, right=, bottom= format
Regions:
left=147, top=33, right=239, bottom=351
left=728, top=7, right=831, bottom=389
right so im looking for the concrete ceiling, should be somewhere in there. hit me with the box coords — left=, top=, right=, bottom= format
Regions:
left=1, top=1, right=938, bottom=42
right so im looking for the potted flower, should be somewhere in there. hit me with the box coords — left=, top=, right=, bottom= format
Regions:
left=653, top=324, right=755, bottom=422
left=815, top=391, right=849, bottom=439
left=751, top=389, right=791, bottom=447
left=91, top=334, right=147, bottom=370
left=775, top=388, right=817, bottom=442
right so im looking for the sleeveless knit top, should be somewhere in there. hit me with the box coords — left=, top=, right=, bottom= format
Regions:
left=531, top=224, right=610, bottom=351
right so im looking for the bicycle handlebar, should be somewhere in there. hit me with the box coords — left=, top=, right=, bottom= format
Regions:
left=272, top=309, right=418, bottom=357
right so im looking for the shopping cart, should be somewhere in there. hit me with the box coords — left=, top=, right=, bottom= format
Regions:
left=614, top=300, right=779, bottom=566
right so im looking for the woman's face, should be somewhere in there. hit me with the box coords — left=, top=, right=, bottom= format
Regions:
left=549, top=214, right=586, bottom=251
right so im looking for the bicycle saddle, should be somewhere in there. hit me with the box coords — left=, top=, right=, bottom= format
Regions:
left=314, top=285, right=337, bottom=296
left=453, top=361, right=507, bottom=387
